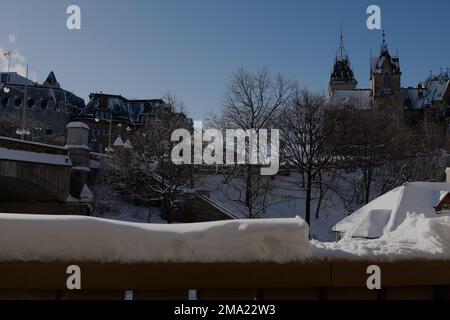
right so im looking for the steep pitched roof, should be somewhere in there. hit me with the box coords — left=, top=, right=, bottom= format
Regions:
left=43, top=71, right=60, bottom=88
left=329, top=89, right=372, bottom=109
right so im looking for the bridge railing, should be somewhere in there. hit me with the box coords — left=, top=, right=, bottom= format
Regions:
left=0, top=260, right=449, bottom=300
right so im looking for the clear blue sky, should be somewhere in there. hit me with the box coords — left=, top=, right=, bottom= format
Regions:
left=1, top=0, right=449, bottom=120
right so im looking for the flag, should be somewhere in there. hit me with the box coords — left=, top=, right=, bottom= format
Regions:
left=3, top=51, right=11, bottom=56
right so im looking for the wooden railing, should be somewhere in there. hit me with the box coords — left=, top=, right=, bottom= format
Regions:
left=0, top=260, right=449, bottom=300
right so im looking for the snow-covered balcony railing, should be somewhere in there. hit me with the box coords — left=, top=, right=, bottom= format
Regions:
left=0, top=214, right=450, bottom=300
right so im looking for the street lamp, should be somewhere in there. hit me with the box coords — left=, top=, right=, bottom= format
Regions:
left=1, top=85, right=10, bottom=93
left=15, top=128, right=30, bottom=136
left=94, top=111, right=126, bottom=156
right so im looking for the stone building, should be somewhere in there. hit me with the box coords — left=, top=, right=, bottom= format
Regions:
left=76, top=92, right=192, bottom=153
left=0, top=71, right=85, bottom=140
left=329, top=30, right=450, bottom=131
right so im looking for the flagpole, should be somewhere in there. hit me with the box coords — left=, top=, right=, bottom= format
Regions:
left=6, top=51, right=11, bottom=84
left=20, top=65, right=29, bottom=141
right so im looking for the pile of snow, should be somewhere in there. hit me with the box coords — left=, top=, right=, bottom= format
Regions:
left=0, top=214, right=309, bottom=263
left=313, top=214, right=450, bottom=261
left=66, top=122, right=89, bottom=130
left=334, top=182, right=450, bottom=239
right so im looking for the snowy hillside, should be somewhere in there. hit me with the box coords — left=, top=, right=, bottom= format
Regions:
left=195, top=173, right=348, bottom=241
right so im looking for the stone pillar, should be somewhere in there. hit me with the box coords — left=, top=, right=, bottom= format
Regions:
left=65, top=122, right=91, bottom=198
left=446, top=168, right=450, bottom=183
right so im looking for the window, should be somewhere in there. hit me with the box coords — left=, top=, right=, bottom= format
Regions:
left=28, top=98, right=35, bottom=109
left=98, top=143, right=104, bottom=153
left=41, top=99, right=48, bottom=110
left=45, top=124, right=53, bottom=135
left=14, top=97, right=22, bottom=107
left=1, top=97, right=8, bottom=107
left=1, top=74, right=7, bottom=83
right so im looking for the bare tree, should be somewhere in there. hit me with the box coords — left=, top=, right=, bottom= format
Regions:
left=107, top=95, right=193, bottom=222
left=213, top=68, right=294, bottom=218
left=331, top=105, right=448, bottom=209
left=278, top=89, right=339, bottom=227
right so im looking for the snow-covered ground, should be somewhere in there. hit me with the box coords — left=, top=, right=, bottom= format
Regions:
left=195, top=173, right=348, bottom=241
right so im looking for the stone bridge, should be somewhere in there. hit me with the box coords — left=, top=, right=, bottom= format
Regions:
left=0, top=137, right=72, bottom=203
left=0, top=122, right=93, bottom=215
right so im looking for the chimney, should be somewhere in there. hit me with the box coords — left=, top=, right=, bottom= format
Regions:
left=446, top=168, right=450, bottom=183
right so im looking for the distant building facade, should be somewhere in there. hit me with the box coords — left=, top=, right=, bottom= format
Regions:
left=76, top=93, right=192, bottom=153
left=0, top=71, right=85, bottom=139
left=329, top=30, right=450, bottom=132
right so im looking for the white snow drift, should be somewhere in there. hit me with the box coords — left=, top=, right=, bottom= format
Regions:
left=314, top=214, right=450, bottom=261
left=1, top=212, right=450, bottom=263
left=333, top=182, right=450, bottom=239
left=0, top=214, right=309, bottom=263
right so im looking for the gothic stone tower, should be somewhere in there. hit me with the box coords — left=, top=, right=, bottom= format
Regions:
left=329, top=25, right=358, bottom=94
left=370, top=31, right=403, bottom=111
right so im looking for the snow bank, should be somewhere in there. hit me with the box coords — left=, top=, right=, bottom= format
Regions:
left=312, top=214, right=450, bottom=261
left=334, top=182, right=450, bottom=239
left=0, top=147, right=72, bottom=167
left=0, top=214, right=309, bottom=263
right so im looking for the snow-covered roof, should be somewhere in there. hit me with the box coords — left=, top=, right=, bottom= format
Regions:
left=113, top=136, right=124, bottom=147
left=66, top=122, right=89, bottom=130
left=80, top=184, right=94, bottom=202
left=0, top=147, right=72, bottom=167
left=370, top=52, right=401, bottom=75
left=402, top=88, right=427, bottom=109
left=329, top=89, right=372, bottom=109
left=0, top=214, right=309, bottom=263
left=425, top=78, right=449, bottom=102
left=333, top=182, right=450, bottom=239
left=0, top=136, right=68, bottom=151
left=124, top=139, right=133, bottom=149
left=314, top=214, right=450, bottom=260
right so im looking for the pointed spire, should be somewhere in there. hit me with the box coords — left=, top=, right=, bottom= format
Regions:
left=380, top=30, right=389, bottom=54
left=336, top=22, right=348, bottom=61
left=339, top=22, right=344, bottom=59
